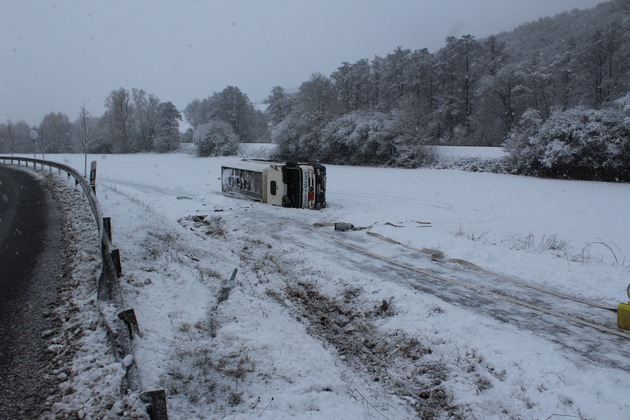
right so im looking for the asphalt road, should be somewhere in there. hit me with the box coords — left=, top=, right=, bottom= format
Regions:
left=0, top=165, right=63, bottom=418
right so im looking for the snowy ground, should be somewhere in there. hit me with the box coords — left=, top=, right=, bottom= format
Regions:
left=22, top=148, right=630, bottom=419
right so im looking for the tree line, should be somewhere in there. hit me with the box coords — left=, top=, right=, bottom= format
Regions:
left=0, top=88, right=182, bottom=156
left=2, top=0, right=628, bottom=181
left=184, top=86, right=270, bottom=157
left=268, top=0, right=630, bottom=174
left=0, top=85, right=270, bottom=157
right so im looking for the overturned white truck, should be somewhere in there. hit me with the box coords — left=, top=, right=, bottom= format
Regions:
left=221, top=160, right=326, bottom=210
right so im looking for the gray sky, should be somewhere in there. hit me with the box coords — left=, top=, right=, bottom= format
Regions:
left=1, top=0, right=606, bottom=125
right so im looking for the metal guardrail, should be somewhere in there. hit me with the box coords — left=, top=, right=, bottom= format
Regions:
left=0, top=156, right=120, bottom=302
left=1, top=156, right=171, bottom=417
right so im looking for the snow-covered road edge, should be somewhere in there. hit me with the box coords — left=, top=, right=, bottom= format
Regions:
left=37, top=171, right=148, bottom=419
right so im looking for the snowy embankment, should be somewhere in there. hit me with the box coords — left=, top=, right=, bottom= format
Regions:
left=37, top=147, right=630, bottom=419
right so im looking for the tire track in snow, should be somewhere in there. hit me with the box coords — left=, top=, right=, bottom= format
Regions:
left=307, top=224, right=630, bottom=371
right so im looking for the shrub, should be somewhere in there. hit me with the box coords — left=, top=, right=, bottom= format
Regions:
left=193, top=120, right=239, bottom=157
left=319, top=111, right=397, bottom=165
left=504, top=101, right=630, bottom=181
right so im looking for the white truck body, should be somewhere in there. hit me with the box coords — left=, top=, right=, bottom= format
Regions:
left=221, top=160, right=326, bottom=210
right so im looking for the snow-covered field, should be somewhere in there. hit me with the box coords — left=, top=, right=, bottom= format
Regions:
left=27, top=149, right=630, bottom=419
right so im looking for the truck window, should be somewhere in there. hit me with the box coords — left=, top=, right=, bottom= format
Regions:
left=270, top=180, right=277, bottom=195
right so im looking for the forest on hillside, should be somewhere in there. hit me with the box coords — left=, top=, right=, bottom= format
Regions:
left=2, top=0, right=629, bottom=180
left=268, top=0, right=630, bottom=177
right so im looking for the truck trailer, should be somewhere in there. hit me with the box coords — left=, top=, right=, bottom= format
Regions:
left=221, top=160, right=326, bottom=210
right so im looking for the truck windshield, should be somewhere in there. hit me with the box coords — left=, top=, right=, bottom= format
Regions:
left=282, top=165, right=302, bottom=208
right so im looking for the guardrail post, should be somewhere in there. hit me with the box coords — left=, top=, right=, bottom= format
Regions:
left=118, top=309, right=141, bottom=339
left=111, top=249, right=123, bottom=277
left=90, top=161, right=97, bottom=193
left=140, top=390, right=168, bottom=420
left=103, top=217, right=112, bottom=243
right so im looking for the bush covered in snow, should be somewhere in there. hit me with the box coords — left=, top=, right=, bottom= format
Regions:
left=318, top=111, right=396, bottom=165
left=504, top=96, right=630, bottom=181
left=193, top=120, right=239, bottom=157
left=273, top=110, right=436, bottom=167
left=433, top=156, right=510, bottom=173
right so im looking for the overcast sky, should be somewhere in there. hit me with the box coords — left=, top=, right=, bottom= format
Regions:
left=1, top=0, right=607, bottom=125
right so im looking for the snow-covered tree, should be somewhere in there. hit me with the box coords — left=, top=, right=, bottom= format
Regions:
left=293, top=73, right=341, bottom=125
left=185, top=87, right=268, bottom=144
left=103, top=88, right=133, bottom=153
left=0, top=120, right=31, bottom=154
left=131, top=88, right=161, bottom=152
left=382, top=47, right=412, bottom=110
left=73, top=106, right=95, bottom=176
left=213, top=86, right=254, bottom=142
left=504, top=104, right=630, bottom=181
left=265, top=86, right=293, bottom=127
left=272, top=114, right=320, bottom=161
left=183, top=98, right=215, bottom=130
left=503, top=108, right=544, bottom=172
left=39, top=112, right=73, bottom=153
left=193, top=120, right=239, bottom=157
left=273, top=74, right=341, bottom=161
left=331, top=59, right=372, bottom=112
left=1, top=119, right=16, bottom=154
left=154, top=102, right=182, bottom=153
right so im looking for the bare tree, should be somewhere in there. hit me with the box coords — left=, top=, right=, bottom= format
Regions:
left=39, top=112, right=72, bottom=154
left=76, top=106, right=93, bottom=176
left=183, top=98, right=215, bottom=129
left=132, top=88, right=160, bottom=151
left=3, top=119, right=15, bottom=156
left=104, top=88, right=133, bottom=153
